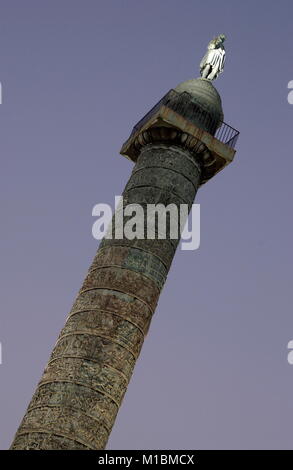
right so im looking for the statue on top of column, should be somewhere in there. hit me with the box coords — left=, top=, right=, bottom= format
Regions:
left=200, top=34, right=226, bottom=81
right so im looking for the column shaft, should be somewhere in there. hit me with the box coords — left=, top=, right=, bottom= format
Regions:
left=11, top=140, right=201, bottom=450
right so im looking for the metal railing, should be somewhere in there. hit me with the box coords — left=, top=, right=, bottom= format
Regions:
left=214, top=121, right=240, bottom=148
left=129, top=89, right=239, bottom=149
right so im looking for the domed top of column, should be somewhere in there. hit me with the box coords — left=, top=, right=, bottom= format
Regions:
left=174, top=78, right=224, bottom=124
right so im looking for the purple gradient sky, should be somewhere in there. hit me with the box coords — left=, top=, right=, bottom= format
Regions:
left=1, top=0, right=293, bottom=450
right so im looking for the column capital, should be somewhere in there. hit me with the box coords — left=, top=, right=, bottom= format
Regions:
left=120, top=85, right=239, bottom=185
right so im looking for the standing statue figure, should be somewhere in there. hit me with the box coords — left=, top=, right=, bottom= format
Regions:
left=200, top=34, right=226, bottom=81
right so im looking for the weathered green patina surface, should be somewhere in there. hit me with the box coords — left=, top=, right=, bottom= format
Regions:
left=11, top=78, right=237, bottom=450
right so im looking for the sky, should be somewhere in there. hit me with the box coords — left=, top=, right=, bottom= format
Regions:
left=1, top=0, right=293, bottom=450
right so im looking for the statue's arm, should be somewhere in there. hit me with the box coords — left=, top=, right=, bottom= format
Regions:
left=207, top=38, right=217, bottom=50
left=199, top=53, right=207, bottom=70
left=200, top=50, right=212, bottom=70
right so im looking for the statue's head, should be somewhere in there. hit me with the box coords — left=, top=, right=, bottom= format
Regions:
left=219, top=34, right=226, bottom=43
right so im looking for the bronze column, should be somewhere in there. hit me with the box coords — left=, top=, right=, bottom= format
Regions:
left=11, top=79, right=238, bottom=450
